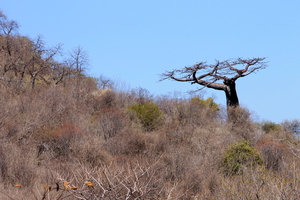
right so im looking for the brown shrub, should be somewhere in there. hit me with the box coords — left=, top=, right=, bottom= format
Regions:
left=104, top=131, right=147, bottom=156
left=0, top=143, right=37, bottom=188
left=72, top=135, right=112, bottom=168
left=91, top=108, right=127, bottom=140
left=257, top=140, right=289, bottom=171
left=161, top=148, right=197, bottom=183
left=40, top=122, right=84, bottom=160
left=227, top=106, right=257, bottom=142
left=52, top=121, right=83, bottom=138
left=88, top=88, right=117, bottom=111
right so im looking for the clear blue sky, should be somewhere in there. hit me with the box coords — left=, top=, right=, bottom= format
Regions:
left=2, top=1, right=300, bottom=123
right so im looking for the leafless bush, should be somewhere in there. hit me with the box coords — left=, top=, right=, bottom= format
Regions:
left=38, top=122, right=83, bottom=160
left=104, top=131, right=147, bottom=156
left=91, top=107, right=127, bottom=140
left=227, top=106, right=257, bottom=142
left=88, top=88, right=117, bottom=111
left=162, top=150, right=192, bottom=182
left=0, top=143, right=37, bottom=188
left=217, top=164, right=300, bottom=199
left=282, top=119, right=300, bottom=135
left=131, top=87, right=153, bottom=104
left=72, top=136, right=112, bottom=168
left=257, top=140, right=289, bottom=171
left=25, top=160, right=165, bottom=200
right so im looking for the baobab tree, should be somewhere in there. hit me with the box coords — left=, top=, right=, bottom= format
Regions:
left=161, top=57, right=267, bottom=108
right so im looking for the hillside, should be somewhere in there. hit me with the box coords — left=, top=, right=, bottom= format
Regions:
left=1, top=11, right=300, bottom=199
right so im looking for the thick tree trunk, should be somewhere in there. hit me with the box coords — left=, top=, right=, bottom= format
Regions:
left=224, top=79, right=239, bottom=108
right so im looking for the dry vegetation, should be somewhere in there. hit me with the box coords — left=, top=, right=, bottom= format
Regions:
left=0, top=79, right=299, bottom=200
left=1, top=11, right=300, bottom=200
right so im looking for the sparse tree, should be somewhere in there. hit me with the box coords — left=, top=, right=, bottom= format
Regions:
left=282, top=119, right=300, bottom=135
left=28, top=42, right=63, bottom=88
left=162, top=58, right=267, bottom=108
left=98, top=75, right=113, bottom=89
left=0, top=11, right=19, bottom=35
left=0, top=11, right=22, bottom=83
left=68, top=46, right=89, bottom=76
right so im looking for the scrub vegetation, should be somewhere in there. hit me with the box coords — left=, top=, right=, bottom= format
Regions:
left=1, top=11, right=300, bottom=199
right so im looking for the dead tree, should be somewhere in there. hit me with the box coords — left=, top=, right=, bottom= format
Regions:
left=161, top=57, right=267, bottom=108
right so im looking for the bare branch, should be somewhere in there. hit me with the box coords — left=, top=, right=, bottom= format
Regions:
left=228, top=57, right=267, bottom=80
left=69, top=46, right=89, bottom=75
left=0, top=11, right=19, bottom=35
left=161, top=57, right=267, bottom=91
